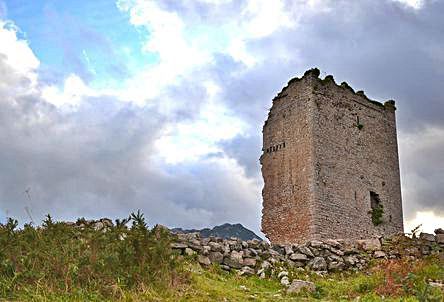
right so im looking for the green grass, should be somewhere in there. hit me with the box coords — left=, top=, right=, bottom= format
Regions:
left=0, top=214, right=442, bottom=301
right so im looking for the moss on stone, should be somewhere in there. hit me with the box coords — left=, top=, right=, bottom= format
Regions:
left=368, top=99, right=385, bottom=108
left=304, top=68, right=320, bottom=78
left=340, top=82, right=355, bottom=93
left=323, top=75, right=335, bottom=83
left=287, top=77, right=300, bottom=86
left=384, top=100, right=397, bottom=110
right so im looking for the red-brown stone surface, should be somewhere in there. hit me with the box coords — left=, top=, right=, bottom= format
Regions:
left=261, top=69, right=403, bottom=244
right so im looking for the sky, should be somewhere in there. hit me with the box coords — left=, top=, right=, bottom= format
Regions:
left=0, top=0, right=443, bottom=236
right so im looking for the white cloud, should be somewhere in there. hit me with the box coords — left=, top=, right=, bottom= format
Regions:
left=196, top=0, right=233, bottom=4
left=115, top=0, right=212, bottom=104
left=241, top=0, right=294, bottom=39
left=114, top=0, right=303, bottom=103
left=391, top=0, right=424, bottom=9
left=154, top=81, right=247, bottom=164
left=0, top=20, right=39, bottom=90
left=404, top=211, right=444, bottom=234
left=41, top=74, right=98, bottom=109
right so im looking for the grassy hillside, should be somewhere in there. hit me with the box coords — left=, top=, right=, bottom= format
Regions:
left=0, top=214, right=442, bottom=301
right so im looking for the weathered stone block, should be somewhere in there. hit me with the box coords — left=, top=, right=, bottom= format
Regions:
left=209, top=252, right=223, bottom=264
left=356, top=238, right=381, bottom=251
left=243, top=258, right=257, bottom=267
left=436, top=234, right=444, bottom=244
left=238, top=266, right=255, bottom=276
left=209, top=242, right=223, bottom=252
left=308, top=257, right=327, bottom=271
left=223, top=250, right=244, bottom=269
left=298, top=246, right=315, bottom=257
left=289, top=253, right=308, bottom=261
left=197, top=255, right=211, bottom=266
left=419, top=233, right=435, bottom=242
left=374, top=251, right=386, bottom=258
left=287, top=280, right=316, bottom=294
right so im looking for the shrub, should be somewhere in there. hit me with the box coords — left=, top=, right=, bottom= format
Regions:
left=369, top=204, right=384, bottom=226
left=0, top=211, right=182, bottom=300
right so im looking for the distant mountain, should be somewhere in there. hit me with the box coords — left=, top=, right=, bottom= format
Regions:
left=172, top=223, right=262, bottom=241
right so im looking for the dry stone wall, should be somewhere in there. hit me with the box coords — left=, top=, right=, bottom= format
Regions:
left=171, top=229, right=444, bottom=285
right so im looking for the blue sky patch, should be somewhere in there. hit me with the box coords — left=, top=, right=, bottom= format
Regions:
left=4, top=0, right=157, bottom=88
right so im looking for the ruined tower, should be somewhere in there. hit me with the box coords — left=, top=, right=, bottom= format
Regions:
left=260, top=68, right=403, bottom=244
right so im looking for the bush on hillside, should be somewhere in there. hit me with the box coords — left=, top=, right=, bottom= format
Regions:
left=0, top=211, right=181, bottom=299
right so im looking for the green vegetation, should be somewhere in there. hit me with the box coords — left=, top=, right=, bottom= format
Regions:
left=0, top=214, right=442, bottom=301
left=320, top=75, right=335, bottom=85
left=370, top=203, right=384, bottom=226
left=304, top=68, right=320, bottom=78
left=384, top=100, right=397, bottom=110
left=340, top=81, right=355, bottom=93
left=0, top=212, right=182, bottom=301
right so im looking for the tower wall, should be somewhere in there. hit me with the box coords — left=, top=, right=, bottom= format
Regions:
left=311, top=78, right=403, bottom=240
left=260, top=78, right=317, bottom=244
left=261, top=69, right=404, bottom=244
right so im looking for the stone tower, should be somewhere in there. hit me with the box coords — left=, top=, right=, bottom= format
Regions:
left=260, top=68, right=403, bottom=244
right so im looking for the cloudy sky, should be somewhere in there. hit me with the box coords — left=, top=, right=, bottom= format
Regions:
left=0, top=0, right=443, bottom=236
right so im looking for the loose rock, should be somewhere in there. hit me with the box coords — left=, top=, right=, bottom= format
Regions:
left=184, top=248, right=196, bottom=256
left=436, top=234, right=444, bottom=244
left=209, top=252, right=224, bottom=264
left=243, top=258, right=257, bottom=267
left=356, top=238, right=381, bottom=251
left=238, top=266, right=255, bottom=276
left=374, top=251, right=386, bottom=258
left=280, top=276, right=290, bottom=287
left=198, top=255, right=211, bottom=266
left=419, top=233, right=436, bottom=242
left=289, top=253, right=308, bottom=261
left=309, top=257, right=327, bottom=271
left=287, top=280, right=316, bottom=294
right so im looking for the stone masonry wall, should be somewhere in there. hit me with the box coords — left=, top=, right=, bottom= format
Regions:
left=261, top=69, right=403, bottom=244
left=260, top=80, right=316, bottom=244
left=310, top=73, right=403, bottom=239
left=171, top=229, right=444, bottom=287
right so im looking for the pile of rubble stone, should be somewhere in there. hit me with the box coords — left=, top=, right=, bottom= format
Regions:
left=65, top=218, right=114, bottom=231
left=171, top=229, right=444, bottom=284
